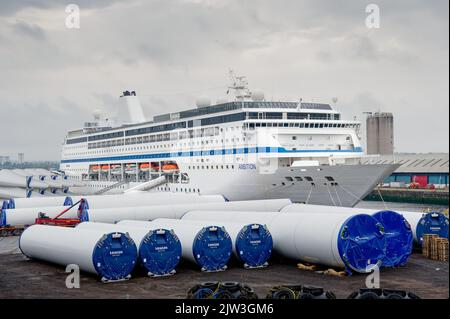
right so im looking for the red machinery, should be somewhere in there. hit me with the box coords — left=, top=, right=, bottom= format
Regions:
left=35, top=199, right=85, bottom=227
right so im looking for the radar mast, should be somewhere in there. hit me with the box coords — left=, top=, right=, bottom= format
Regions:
left=228, top=69, right=252, bottom=101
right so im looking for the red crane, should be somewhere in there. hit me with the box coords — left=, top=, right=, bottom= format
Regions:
left=35, top=199, right=86, bottom=227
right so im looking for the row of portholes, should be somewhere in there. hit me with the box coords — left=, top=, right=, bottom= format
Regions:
left=189, top=165, right=235, bottom=170
left=86, top=184, right=127, bottom=189
left=155, top=186, right=201, bottom=193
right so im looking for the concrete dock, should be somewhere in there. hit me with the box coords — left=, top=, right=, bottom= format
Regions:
left=364, top=187, right=449, bottom=206
left=0, top=236, right=447, bottom=299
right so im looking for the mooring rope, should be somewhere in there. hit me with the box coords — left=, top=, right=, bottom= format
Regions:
left=305, top=185, right=314, bottom=204
left=326, top=184, right=337, bottom=207
left=333, top=185, right=343, bottom=207
left=376, top=187, right=389, bottom=210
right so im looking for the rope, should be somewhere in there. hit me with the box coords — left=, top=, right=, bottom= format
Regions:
left=336, top=184, right=365, bottom=204
left=333, top=185, right=343, bottom=207
left=326, top=184, right=337, bottom=206
left=305, top=185, right=314, bottom=204
left=377, top=187, right=389, bottom=210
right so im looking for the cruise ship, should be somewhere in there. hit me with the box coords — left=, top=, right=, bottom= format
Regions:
left=59, top=73, right=398, bottom=207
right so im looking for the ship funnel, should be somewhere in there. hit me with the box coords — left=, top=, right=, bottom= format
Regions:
left=119, top=90, right=146, bottom=124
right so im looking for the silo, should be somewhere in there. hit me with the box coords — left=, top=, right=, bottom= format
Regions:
left=366, top=112, right=394, bottom=155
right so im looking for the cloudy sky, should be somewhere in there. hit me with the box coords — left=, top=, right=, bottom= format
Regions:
left=0, top=0, right=448, bottom=161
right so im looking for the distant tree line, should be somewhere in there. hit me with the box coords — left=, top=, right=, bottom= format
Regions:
left=0, top=161, right=60, bottom=170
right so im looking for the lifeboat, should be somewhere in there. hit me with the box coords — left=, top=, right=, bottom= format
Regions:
left=139, top=163, right=151, bottom=172
left=101, top=165, right=110, bottom=173
left=125, top=163, right=137, bottom=174
left=151, top=162, right=160, bottom=171
left=162, top=163, right=179, bottom=174
left=110, top=164, right=122, bottom=175
left=91, top=165, right=100, bottom=173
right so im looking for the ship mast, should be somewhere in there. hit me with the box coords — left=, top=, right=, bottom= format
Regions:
left=228, top=69, right=252, bottom=101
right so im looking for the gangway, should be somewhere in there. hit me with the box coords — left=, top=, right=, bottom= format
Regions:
left=94, top=180, right=129, bottom=195
left=123, top=176, right=167, bottom=194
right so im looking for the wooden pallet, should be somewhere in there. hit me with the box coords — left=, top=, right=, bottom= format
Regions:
left=423, top=235, right=449, bottom=262
left=431, top=236, right=440, bottom=260
left=422, top=234, right=438, bottom=258
left=437, top=238, right=449, bottom=262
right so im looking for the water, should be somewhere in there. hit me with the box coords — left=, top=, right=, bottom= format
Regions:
left=356, top=200, right=448, bottom=213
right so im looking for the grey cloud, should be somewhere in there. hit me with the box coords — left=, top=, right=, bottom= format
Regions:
left=0, top=0, right=448, bottom=160
left=0, top=0, right=123, bottom=16
left=12, top=20, right=46, bottom=40
left=0, top=98, right=90, bottom=160
left=351, top=35, right=380, bottom=61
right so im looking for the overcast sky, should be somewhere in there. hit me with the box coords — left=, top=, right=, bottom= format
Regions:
left=0, top=0, right=448, bottom=161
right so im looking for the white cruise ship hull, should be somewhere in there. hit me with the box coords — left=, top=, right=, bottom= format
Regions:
left=69, top=163, right=398, bottom=207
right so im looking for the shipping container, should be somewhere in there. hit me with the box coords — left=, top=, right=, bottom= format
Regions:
left=412, top=175, right=428, bottom=188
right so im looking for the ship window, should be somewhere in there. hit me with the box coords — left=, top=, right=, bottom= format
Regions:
left=292, top=136, right=297, bottom=140
left=305, top=176, right=313, bottom=181
left=266, top=112, right=283, bottom=120
left=285, top=177, right=294, bottom=182
left=295, top=177, right=303, bottom=181
left=287, top=113, right=307, bottom=120
left=325, top=176, right=335, bottom=181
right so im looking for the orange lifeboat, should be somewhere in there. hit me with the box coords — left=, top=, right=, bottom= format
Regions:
left=91, top=165, right=100, bottom=173
left=162, top=163, right=179, bottom=173
left=101, top=165, right=110, bottom=172
left=139, top=163, right=150, bottom=172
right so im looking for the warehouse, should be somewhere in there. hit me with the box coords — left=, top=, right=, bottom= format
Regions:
left=362, top=153, right=449, bottom=188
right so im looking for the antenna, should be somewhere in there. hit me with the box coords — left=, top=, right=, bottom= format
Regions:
left=228, top=69, right=252, bottom=101
left=297, top=98, right=303, bottom=110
